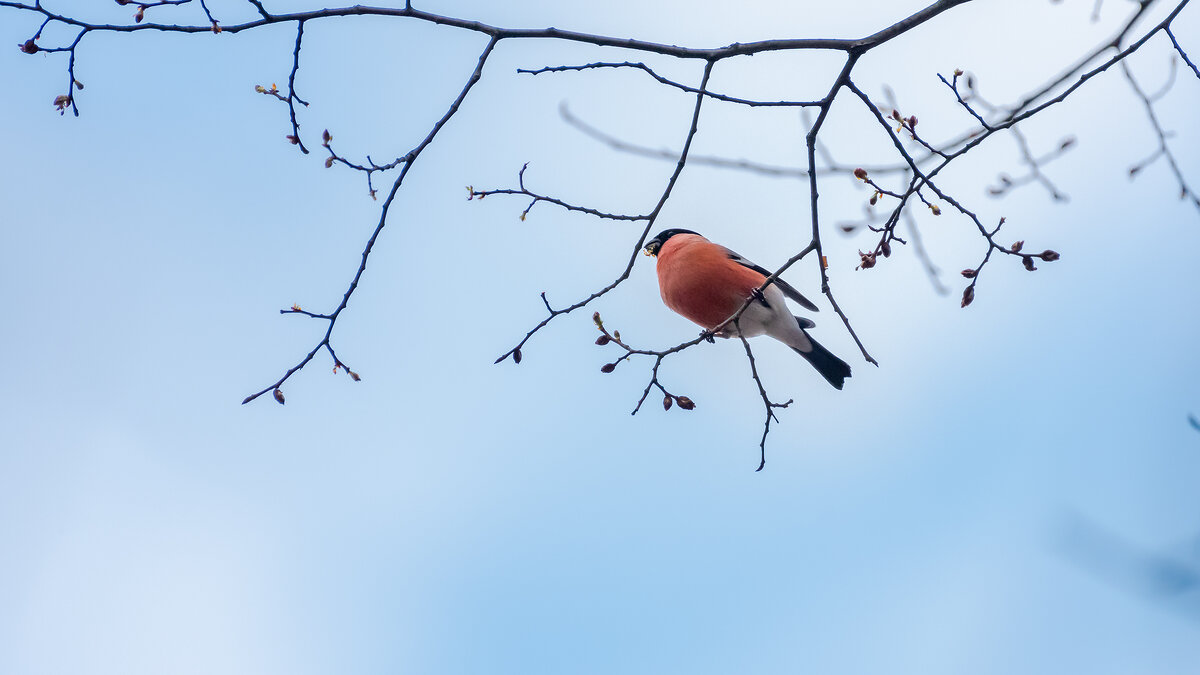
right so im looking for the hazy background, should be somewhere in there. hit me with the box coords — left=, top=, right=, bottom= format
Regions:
left=2, top=1, right=1199, bottom=673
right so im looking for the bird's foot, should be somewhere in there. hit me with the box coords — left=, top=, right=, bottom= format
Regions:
left=751, top=287, right=769, bottom=307
left=748, top=284, right=768, bottom=306
left=699, top=330, right=716, bottom=344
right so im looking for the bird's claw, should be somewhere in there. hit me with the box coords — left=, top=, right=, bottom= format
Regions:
left=751, top=287, right=769, bottom=307
left=699, top=330, right=716, bottom=344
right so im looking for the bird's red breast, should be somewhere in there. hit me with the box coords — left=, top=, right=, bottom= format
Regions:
left=656, top=233, right=766, bottom=330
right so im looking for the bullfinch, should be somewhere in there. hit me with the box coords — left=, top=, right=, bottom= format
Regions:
left=643, top=228, right=852, bottom=390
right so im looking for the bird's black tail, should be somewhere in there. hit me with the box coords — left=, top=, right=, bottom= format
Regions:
left=791, top=331, right=852, bottom=390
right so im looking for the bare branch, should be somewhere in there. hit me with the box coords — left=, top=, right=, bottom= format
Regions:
left=244, top=36, right=501, bottom=403
left=494, top=60, right=717, bottom=364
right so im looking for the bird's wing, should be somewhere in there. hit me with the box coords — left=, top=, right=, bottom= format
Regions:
left=721, top=246, right=820, bottom=312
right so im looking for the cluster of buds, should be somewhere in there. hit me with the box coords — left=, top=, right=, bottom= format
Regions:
left=854, top=168, right=885, bottom=208
left=321, top=130, right=337, bottom=168
left=891, top=109, right=918, bottom=137
left=662, top=394, right=695, bottom=411
left=594, top=312, right=622, bottom=373
left=254, top=83, right=285, bottom=101
left=960, top=245, right=1060, bottom=307
left=592, top=311, right=695, bottom=412
left=857, top=250, right=876, bottom=270
left=18, top=39, right=37, bottom=54
left=332, top=362, right=362, bottom=381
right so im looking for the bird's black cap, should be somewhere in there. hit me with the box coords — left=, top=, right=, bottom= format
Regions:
left=644, top=228, right=699, bottom=256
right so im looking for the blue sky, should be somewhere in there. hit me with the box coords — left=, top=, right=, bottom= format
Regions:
left=2, top=1, right=1199, bottom=673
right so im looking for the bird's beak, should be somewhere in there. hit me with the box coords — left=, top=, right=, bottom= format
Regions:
left=643, top=240, right=661, bottom=257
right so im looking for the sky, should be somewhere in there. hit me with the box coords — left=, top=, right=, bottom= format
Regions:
left=2, top=1, right=1199, bottom=673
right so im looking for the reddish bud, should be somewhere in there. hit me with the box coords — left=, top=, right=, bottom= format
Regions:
left=869, top=192, right=878, bottom=206
left=880, top=240, right=891, bottom=258
left=324, top=156, right=335, bottom=168
left=512, top=348, right=522, bottom=364
left=857, top=250, right=876, bottom=270
left=907, top=115, right=918, bottom=128
left=1010, top=240, right=1024, bottom=253
left=349, top=370, right=361, bottom=381
left=286, top=135, right=299, bottom=145
left=74, top=80, right=84, bottom=90
left=592, top=312, right=603, bottom=328
left=676, top=396, right=695, bottom=410
left=891, top=109, right=902, bottom=121
left=595, top=335, right=611, bottom=346
left=600, top=362, right=616, bottom=373
left=1022, top=256, right=1037, bottom=272
left=273, top=388, right=285, bottom=405
left=929, top=203, right=941, bottom=216
left=211, top=21, right=222, bottom=34
left=961, top=285, right=975, bottom=308
left=960, top=268, right=976, bottom=279
left=663, top=396, right=673, bottom=411
left=853, top=168, right=868, bottom=180
left=322, top=129, right=332, bottom=145
left=1039, top=250, right=1060, bottom=262
left=134, top=5, right=145, bottom=22
left=19, top=39, right=38, bottom=54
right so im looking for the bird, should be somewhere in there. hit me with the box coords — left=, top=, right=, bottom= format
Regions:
left=643, top=228, right=852, bottom=390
